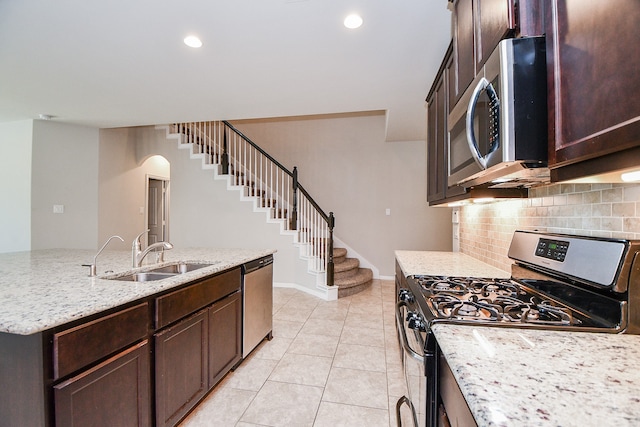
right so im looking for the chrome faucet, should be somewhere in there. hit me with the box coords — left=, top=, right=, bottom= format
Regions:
left=132, top=229, right=173, bottom=267
left=83, top=235, right=125, bottom=277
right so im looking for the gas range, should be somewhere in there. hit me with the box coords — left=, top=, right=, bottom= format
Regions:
left=402, top=230, right=640, bottom=334
left=395, top=231, right=640, bottom=427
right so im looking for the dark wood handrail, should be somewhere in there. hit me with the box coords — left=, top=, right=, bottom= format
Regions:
left=223, top=120, right=332, bottom=224
left=176, top=120, right=335, bottom=286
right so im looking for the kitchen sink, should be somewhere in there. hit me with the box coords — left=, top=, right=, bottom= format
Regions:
left=149, top=262, right=214, bottom=274
left=105, top=262, right=215, bottom=282
left=115, top=272, right=178, bottom=282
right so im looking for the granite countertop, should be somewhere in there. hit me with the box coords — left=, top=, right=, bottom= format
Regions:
left=395, top=250, right=510, bottom=278
left=0, top=248, right=275, bottom=335
left=433, top=324, right=640, bottom=427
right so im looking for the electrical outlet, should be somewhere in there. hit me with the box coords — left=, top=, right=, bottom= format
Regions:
left=53, top=204, right=64, bottom=214
left=385, top=208, right=391, bottom=216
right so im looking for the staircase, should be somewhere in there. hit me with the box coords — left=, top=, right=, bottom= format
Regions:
left=333, top=247, right=373, bottom=297
left=159, top=121, right=374, bottom=298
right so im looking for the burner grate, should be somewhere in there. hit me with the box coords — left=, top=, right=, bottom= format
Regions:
left=413, top=275, right=579, bottom=326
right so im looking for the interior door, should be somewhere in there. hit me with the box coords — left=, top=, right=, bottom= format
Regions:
left=147, top=178, right=167, bottom=245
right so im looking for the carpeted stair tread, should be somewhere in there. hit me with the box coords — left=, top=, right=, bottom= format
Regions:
left=336, top=268, right=373, bottom=298
left=334, top=257, right=359, bottom=273
left=333, top=247, right=347, bottom=264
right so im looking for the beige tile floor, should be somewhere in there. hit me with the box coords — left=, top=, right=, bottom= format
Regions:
left=180, top=279, right=408, bottom=427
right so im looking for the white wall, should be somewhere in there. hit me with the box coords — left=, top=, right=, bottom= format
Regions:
left=0, top=120, right=32, bottom=253
left=31, top=120, right=99, bottom=249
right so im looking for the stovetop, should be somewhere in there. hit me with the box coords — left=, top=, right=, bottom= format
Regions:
left=406, top=273, right=627, bottom=332
left=400, top=231, right=640, bottom=334
left=411, top=275, right=597, bottom=327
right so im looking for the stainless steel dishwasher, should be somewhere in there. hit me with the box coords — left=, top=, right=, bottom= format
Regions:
left=242, top=255, right=273, bottom=357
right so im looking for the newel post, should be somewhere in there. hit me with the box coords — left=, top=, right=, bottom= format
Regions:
left=290, top=167, right=298, bottom=231
left=221, top=123, right=229, bottom=175
left=327, top=212, right=335, bottom=286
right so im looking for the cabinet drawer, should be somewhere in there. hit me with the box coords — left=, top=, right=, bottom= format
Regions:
left=54, top=340, right=151, bottom=427
left=53, top=302, right=149, bottom=380
left=155, top=268, right=241, bottom=329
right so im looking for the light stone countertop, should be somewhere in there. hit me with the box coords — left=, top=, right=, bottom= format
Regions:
left=0, top=248, right=275, bottom=335
left=395, top=250, right=640, bottom=426
left=433, top=324, right=640, bottom=427
left=395, top=250, right=510, bottom=278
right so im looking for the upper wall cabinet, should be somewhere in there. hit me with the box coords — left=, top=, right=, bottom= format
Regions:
left=451, top=0, right=543, bottom=105
left=545, top=0, right=640, bottom=181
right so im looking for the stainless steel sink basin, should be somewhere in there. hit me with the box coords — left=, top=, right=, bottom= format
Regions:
left=149, top=262, right=213, bottom=274
left=105, top=262, right=214, bottom=282
left=115, top=272, right=177, bottom=282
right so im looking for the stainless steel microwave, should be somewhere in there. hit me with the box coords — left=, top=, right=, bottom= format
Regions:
left=448, top=36, right=549, bottom=189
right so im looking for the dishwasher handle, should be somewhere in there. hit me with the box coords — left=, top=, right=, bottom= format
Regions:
left=243, top=255, right=273, bottom=274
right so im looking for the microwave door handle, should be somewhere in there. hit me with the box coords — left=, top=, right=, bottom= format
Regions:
left=466, top=77, right=490, bottom=170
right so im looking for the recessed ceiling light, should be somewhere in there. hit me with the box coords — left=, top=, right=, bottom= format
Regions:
left=344, top=14, right=363, bottom=29
left=183, top=35, right=203, bottom=48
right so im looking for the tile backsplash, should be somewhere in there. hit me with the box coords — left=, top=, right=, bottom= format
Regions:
left=458, top=182, right=640, bottom=272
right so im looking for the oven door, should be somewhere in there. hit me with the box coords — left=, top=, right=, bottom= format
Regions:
left=395, top=300, right=434, bottom=427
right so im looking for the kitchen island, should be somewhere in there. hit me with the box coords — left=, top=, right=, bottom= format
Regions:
left=0, top=247, right=274, bottom=335
left=0, top=247, right=275, bottom=427
left=395, top=250, right=640, bottom=427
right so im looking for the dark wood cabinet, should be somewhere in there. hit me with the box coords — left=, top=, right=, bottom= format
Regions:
left=54, top=340, right=151, bottom=427
left=208, top=291, right=242, bottom=387
left=155, top=310, right=208, bottom=427
left=154, top=269, right=242, bottom=427
left=546, top=0, right=640, bottom=181
left=452, top=0, right=475, bottom=101
left=474, top=0, right=516, bottom=71
left=427, top=42, right=467, bottom=205
left=427, top=52, right=448, bottom=203
left=450, top=0, right=540, bottom=104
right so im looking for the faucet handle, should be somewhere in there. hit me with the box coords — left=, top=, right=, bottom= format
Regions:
left=132, top=229, right=150, bottom=249
left=134, top=229, right=150, bottom=242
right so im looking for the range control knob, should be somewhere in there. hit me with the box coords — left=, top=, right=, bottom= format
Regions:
left=406, top=311, right=426, bottom=332
left=398, top=289, right=414, bottom=303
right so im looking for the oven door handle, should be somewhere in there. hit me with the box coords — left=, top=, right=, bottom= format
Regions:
left=395, top=395, right=419, bottom=427
left=395, top=301, right=425, bottom=363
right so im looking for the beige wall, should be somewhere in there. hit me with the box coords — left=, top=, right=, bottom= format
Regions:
left=458, top=182, right=640, bottom=272
left=31, top=120, right=99, bottom=250
left=234, top=112, right=453, bottom=276
left=0, top=120, right=32, bottom=253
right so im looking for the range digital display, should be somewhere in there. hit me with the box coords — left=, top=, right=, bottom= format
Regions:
left=535, top=238, right=569, bottom=262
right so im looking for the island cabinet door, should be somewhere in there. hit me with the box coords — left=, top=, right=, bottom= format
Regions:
left=53, top=340, right=151, bottom=427
left=154, top=309, right=208, bottom=427
left=208, top=291, right=242, bottom=388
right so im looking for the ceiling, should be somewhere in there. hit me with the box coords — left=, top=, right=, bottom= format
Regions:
left=0, top=0, right=451, bottom=142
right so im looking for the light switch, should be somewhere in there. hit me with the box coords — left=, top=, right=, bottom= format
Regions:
left=53, top=204, right=64, bottom=214
left=385, top=208, right=391, bottom=216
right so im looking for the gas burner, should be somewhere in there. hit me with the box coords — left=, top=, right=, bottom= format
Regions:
left=437, top=298, right=501, bottom=321
left=414, top=276, right=469, bottom=295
